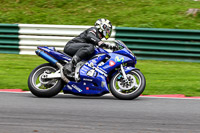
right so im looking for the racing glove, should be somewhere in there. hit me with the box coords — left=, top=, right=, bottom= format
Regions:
left=98, top=41, right=117, bottom=50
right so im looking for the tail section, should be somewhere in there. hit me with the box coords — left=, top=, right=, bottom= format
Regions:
left=37, top=46, right=72, bottom=62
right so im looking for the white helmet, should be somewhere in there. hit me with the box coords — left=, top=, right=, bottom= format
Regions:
left=95, top=18, right=112, bottom=40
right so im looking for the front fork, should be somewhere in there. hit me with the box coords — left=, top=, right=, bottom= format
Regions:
left=120, top=64, right=139, bottom=84
left=120, top=64, right=131, bottom=85
left=120, top=64, right=128, bottom=80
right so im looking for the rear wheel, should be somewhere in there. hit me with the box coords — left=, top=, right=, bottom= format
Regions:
left=28, top=63, right=63, bottom=97
left=110, top=70, right=146, bottom=100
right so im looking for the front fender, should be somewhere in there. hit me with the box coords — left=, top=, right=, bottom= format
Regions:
left=124, top=66, right=139, bottom=74
left=111, top=66, right=139, bottom=78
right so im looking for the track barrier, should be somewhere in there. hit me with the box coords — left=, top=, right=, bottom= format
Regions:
left=0, top=23, right=200, bottom=62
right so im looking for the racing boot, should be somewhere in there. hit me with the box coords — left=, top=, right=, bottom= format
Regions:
left=63, top=55, right=81, bottom=78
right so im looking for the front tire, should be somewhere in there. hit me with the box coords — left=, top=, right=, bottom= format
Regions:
left=110, top=70, right=146, bottom=100
left=28, top=63, right=63, bottom=97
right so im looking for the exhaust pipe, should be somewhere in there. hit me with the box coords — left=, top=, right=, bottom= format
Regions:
left=56, top=62, right=70, bottom=83
left=35, top=50, right=58, bottom=65
left=35, top=50, right=70, bottom=83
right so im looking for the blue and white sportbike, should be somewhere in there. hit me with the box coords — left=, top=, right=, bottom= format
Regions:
left=28, top=40, right=146, bottom=100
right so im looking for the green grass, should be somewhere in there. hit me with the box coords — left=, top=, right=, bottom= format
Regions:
left=0, top=53, right=200, bottom=96
left=0, top=0, right=200, bottom=29
left=137, top=60, right=200, bottom=97
left=0, top=54, right=45, bottom=90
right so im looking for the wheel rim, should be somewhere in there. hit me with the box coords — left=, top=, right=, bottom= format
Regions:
left=113, top=71, right=141, bottom=95
left=32, top=66, right=58, bottom=91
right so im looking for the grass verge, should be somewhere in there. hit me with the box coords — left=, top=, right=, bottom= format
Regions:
left=0, top=0, right=200, bottom=29
left=0, top=53, right=200, bottom=96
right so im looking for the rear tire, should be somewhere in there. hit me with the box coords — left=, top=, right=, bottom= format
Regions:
left=110, top=70, right=146, bottom=100
left=28, top=63, right=63, bottom=97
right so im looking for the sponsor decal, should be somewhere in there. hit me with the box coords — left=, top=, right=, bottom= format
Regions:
left=115, top=56, right=124, bottom=63
left=100, top=75, right=105, bottom=79
left=72, top=84, right=82, bottom=92
left=86, top=87, right=101, bottom=91
left=67, top=85, right=73, bottom=90
left=89, top=88, right=102, bottom=91
left=43, top=48, right=51, bottom=52
left=83, top=78, right=93, bottom=82
left=109, top=60, right=116, bottom=66
left=86, top=63, right=108, bottom=77
left=103, top=65, right=110, bottom=69
left=97, top=67, right=107, bottom=74
left=94, top=68, right=107, bottom=77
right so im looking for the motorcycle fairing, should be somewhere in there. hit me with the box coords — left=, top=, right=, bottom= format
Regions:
left=63, top=72, right=109, bottom=96
left=99, top=53, right=133, bottom=74
left=114, top=48, right=137, bottom=65
left=63, top=52, right=134, bottom=96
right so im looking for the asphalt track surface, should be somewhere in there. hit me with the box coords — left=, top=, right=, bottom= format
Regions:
left=0, top=92, right=200, bottom=133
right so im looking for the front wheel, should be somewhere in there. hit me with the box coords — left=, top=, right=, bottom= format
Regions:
left=28, top=63, right=63, bottom=97
left=110, top=70, right=146, bottom=100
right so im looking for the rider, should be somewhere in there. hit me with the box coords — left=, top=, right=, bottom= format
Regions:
left=63, top=18, right=114, bottom=77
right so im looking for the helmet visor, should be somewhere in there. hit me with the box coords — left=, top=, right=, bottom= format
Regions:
left=104, top=27, right=112, bottom=39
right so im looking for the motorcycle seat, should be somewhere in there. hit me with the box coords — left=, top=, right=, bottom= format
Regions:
left=57, top=51, right=72, bottom=58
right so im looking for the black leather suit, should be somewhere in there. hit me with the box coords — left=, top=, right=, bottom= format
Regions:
left=64, top=27, right=102, bottom=59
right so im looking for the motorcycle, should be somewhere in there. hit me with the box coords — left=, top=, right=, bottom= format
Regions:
left=28, top=40, right=146, bottom=100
